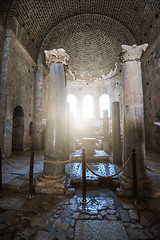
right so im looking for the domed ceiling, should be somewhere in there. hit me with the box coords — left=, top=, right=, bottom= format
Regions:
left=0, top=0, right=159, bottom=81
left=42, top=14, right=135, bottom=82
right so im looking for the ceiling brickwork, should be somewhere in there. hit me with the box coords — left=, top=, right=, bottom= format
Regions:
left=0, top=0, right=159, bottom=79
left=42, top=14, right=135, bottom=81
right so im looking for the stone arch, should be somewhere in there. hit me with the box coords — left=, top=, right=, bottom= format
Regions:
left=12, top=105, right=24, bottom=152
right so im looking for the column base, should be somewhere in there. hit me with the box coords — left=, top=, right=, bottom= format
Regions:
left=117, top=174, right=153, bottom=198
left=35, top=174, right=66, bottom=195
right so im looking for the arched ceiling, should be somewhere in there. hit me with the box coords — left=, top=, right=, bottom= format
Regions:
left=0, top=0, right=160, bottom=80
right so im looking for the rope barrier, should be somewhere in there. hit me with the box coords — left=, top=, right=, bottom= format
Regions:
left=35, top=155, right=80, bottom=164
left=144, top=165, right=160, bottom=173
left=86, top=155, right=131, bottom=179
left=139, top=160, right=160, bottom=173
left=3, top=154, right=30, bottom=169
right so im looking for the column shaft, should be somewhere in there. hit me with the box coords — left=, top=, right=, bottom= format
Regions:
left=112, top=102, right=122, bottom=165
left=123, top=61, right=146, bottom=178
left=44, top=63, right=66, bottom=176
left=103, top=110, right=110, bottom=153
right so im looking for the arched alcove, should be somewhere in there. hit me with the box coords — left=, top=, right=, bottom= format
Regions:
left=12, top=106, right=24, bottom=152
left=29, top=121, right=35, bottom=136
left=99, top=94, right=110, bottom=118
left=83, top=95, right=94, bottom=118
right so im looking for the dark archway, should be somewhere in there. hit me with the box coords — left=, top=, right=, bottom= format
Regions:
left=12, top=106, right=24, bottom=152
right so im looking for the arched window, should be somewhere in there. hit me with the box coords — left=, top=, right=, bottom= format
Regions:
left=83, top=95, right=94, bottom=118
left=67, top=94, right=77, bottom=118
left=99, top=94, right=110, bottom=118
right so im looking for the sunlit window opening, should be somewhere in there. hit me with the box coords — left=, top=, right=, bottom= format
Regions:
left=99, top=94, right=110, bottom=118
left=83, top=95, right=94, bottom=118
left=67, top=94, right=77, bottom=118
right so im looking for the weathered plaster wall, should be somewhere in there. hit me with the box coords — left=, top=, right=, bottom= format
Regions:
left=0, top=22, right=6, bottom=148
left=142, top=41, right=160, bottom=153
left=0, top=22, right=6, bottom=87
left=4, top=32, right=36, bottom=155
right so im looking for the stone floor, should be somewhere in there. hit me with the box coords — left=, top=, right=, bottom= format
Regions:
left=0, top=187, right=160, bottom=240
left=2, top=150, right=116, bottom=191
left=0, top=150, right=160, bottom=239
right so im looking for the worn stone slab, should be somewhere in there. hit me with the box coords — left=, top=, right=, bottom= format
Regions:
left=120, top=198, right=135, bottom=210
left=2, top=173, right=19, bottom=184
left=100, top=210, right=107, bottom=217
left=72, top=213, right=79, bottom=219
left=139, top=210, right=154, bottom=226
left=126, top=228, right=154, bottom=240
left=75, top=220, right=128, bottom=240
left=53, top=218, right=63, bottom=232
left=129, top=210, right=139, bottom=221
left=119, top=209, right=131, bottom=222
left=106, top=214, right=117, bottom=221
left=34, top=230, right=56, bottom=240
left=69, top=199, right=76, bottom=205
left=31, top=216, right=45, bottom=227
left=18, top=228, right=37, bottom=239
left=107, top=209, right=116, bottom=215
left=0, top=197, right=24, bottom=210
left=68, top=204, right=77, bottom=212
left=62, top=219, right=70, bottom=232
left=66, top=227, right=74, bottom=239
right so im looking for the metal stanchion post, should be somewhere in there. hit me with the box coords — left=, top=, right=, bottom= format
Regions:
left=0, top=148, right=2, bottom=194
left=28, top=149, right=34, bottom=199
left=132, top=149, right=137, bottom=199
left=82, top=148, right=86, bottom=205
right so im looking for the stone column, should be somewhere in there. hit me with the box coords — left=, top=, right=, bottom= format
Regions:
left=0, top=30, right=11, bottom=155
left=112, top=102, right=122, bottom=165
left=120, top=44, right=149, bottom=189
left=77, top=94, right=83, bottom=136
left=94, top=97, right=100, bottom=119
left=68, top=112, right=75, bottom=152
left=35, top=49, right=70, bottom=194
left=103, top=110, right=110, bottom=153
left=66, top=103, right=70, bottom=160
left=34, top=65, right=43, bottom=149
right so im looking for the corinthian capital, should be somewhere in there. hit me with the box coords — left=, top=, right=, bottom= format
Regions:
left=44, top=48, right=70, bottom=66
left=119, top=44, right=148, bottom=62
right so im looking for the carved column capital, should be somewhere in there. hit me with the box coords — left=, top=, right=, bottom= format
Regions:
left=44, top=48, right=70, bottom=66
left=119, top=44, right=148, bottom=62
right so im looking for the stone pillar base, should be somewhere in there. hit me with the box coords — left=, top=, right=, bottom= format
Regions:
left=117, top=174, right=153, bottom=197
left=35, top=174, right=66, bottom=194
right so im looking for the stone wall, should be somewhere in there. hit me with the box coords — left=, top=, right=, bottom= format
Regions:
left=3, top=32, right=36, bottom=156
left=0, top=22, right=6, bottom=148
left=142, top=40, right=160, bottom=152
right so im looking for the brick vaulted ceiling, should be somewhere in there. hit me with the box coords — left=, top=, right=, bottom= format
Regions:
left=0, top=0, right=160, bottom=81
